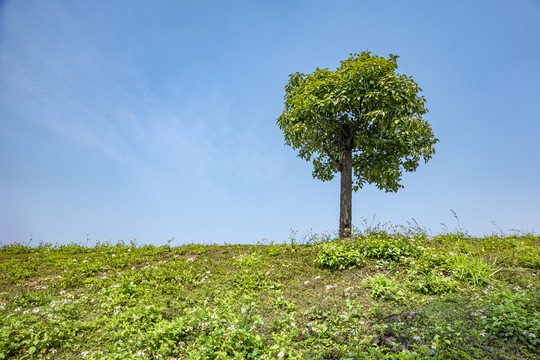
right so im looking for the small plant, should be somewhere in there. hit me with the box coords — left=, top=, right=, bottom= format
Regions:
left=317, top=241, right=365, bottom=270
left=236, top=254, right=260, bottom=268
left=357, top=234, right=423, bottom=263
left=235, top=270, right=280, bottom=291
left=366, top=274, right=404, bottom=302
left=272, top=296, right=296, bottom=313
left=450, top=254, right=500, bottom=286
left=480, top=288, right=540, bottom=351
left=410, top=271, right=457, bottom=295
left=519, top=254, right=540, bottom=269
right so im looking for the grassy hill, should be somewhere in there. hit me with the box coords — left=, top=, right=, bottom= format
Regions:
left=1, top=230, right=539, bottom=359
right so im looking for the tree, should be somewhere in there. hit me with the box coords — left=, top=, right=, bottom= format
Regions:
left=277, top=52, right=439, bottom=239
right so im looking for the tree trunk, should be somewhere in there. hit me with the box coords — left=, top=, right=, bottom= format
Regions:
left=339, top=146, right=353, bottom=239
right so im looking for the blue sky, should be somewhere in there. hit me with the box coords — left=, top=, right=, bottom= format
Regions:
left=1, top=0, right=539, bottom=245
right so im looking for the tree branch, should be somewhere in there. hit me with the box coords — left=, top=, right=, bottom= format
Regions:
left=322, top=143, right=342, bottom=172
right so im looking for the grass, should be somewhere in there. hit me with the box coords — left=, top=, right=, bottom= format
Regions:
left=0, top=230, right=539, bottom=359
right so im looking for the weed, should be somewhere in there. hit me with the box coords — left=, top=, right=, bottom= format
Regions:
left=365, top=274, right=405, bottom=302
left=317, top=241, right=365, bottom=270
left=450, top=253, right=500, bottom=286
left=410, top=271, right=457, bottom=295
left=480, top=288, right=540, bottom=351
left=356, top=234, right=424, bottom=263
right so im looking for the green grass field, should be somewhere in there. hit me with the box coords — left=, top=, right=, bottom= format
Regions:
left=1, top=230, right=539, bottom=359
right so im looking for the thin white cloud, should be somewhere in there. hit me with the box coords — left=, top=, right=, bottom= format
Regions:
left=0, top=0, right=285, bottom=193
left=1, top=45, right=283, bottom=184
